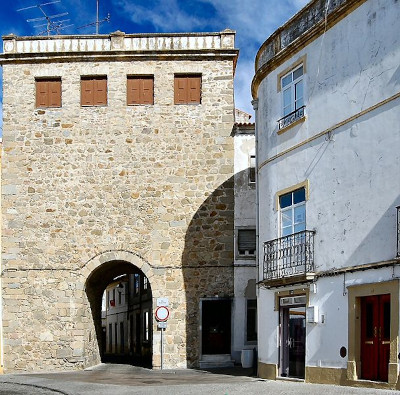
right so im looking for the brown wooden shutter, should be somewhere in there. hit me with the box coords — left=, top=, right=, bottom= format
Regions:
left=81, top=79, right=93, bottom=105
left=188, top=76, right=201, bottom=103
left=142, top=77, right=154, bottom=104
left=36, top=79, right=61, bottom=108
left=94, top=77, right=107, bottom=105
left=174, top=77, right=187, bottom=104
left=127, top=77, right=154, bottom=105
left=48, top=80, right=61, bottom=107
left=127, top=77, right=140, bottom=104
left=81, top=77, right=106, bottom=106
left=174, top=75, right=201, bottom=104
left=36, top=80, right=49, bottom=107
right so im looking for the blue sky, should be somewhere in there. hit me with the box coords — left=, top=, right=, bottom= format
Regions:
left=0, top=0, right=309, bottom=134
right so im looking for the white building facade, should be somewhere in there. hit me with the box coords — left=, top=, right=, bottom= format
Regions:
left=232, top=114, right=257, bottom=365
left=252, top=0, right=400, bottom=389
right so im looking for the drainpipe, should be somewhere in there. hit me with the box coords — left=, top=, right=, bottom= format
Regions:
left=252, top=98, right=260, bottom=375
left=251, top=99, right=260, bottom=293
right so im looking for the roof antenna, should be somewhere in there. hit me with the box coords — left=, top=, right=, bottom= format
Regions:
left=17, top=0, right=73, bottom=36
left=17, top=1, right=73, bottom=36
left=77, top=0, right=110, bottom=34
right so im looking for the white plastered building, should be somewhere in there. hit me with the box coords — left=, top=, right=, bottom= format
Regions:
left=252, top=0, right=400, bottom=389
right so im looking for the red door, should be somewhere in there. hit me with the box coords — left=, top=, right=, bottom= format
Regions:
left=360, top=294, right=390, bottom=381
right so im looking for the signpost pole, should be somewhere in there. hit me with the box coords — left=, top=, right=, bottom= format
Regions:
left=156, top=298, right=169, bottom=371
left=161, top=328, right=163, bottom=370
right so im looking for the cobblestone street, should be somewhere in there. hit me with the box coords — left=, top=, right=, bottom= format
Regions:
left=0, top=364, right=398, bottom=395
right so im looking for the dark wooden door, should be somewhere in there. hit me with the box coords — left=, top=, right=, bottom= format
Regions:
left=202, top=300, right=231, bottom=355
left=361, top=294, right=390, bottom=382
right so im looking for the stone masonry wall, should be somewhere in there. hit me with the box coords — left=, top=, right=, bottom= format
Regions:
left=1, top=54, right=235, bottom=372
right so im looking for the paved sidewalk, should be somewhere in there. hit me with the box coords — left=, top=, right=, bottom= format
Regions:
left=0, top=364, right=398, bottom=395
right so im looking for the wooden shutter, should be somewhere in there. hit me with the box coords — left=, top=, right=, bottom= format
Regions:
left=127, top=77, right=153, bottom=105
left=188, top=76, right=201, bottom=103
left=127, top=77, right=140, bottom=104
left=36, top=79, right=61, bottom=108
left=81, top=77, right=107, bottom=106
left=81, top=78, right=93, bottom=105
left=94, top=77, right=107, bottom=105
left=48, top=80, right=61, bottom=107
left=174, top=76, right=187, bottom=104
left=174, top=75, right=201, bottom=104
left=141, top=77, right=154, bottom=104
left=36, top=80, right=49, bottom=107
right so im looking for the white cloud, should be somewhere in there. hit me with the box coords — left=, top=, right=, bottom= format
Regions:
left=110, top=0, right=308, bottom=115
left=112, top=0, right=211, bottom=32
left=234, top=58, right=255, bottom=116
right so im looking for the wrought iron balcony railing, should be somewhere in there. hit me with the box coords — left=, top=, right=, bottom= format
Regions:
left=278, top=105, right=305, bottom=130
left=397, top=206, right=400, bottom=258
left=263, top=230, right=315, bottom=282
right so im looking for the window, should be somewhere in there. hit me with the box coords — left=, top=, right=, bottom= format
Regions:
left=120, top=322, right=124, bottom=354
left=134, top=274, right=140, bottom=296
left=81, top=76, right=107, bottom=106
left=278, top=63, right=305, bottom=130
left=115, top=323, right=118, bottom=351
left=143, top=276, right=148, bottom=291
left=246, top=299, right=257, bottom=342
left=108, top=323, right=112, bottom=352
left=127, top=76, right=154, bottom=105
left=280, top=187, right=306, bottom=236
left=249, top=155, right=256, bottom=184
left=35, top=78, right=61, bottom=108
left=174, top=75, right=201, bottom=104
left=237, top=229, right=256, bottom=257
left=281, top=65, right=304, bottom=117
left=144, top=310, right=149, bottom=341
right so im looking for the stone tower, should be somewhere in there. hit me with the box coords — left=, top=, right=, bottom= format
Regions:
left=0, top=30, right=238, bottom=372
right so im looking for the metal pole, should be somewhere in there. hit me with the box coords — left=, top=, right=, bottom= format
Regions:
left=160, top=328, right=163, bottom=370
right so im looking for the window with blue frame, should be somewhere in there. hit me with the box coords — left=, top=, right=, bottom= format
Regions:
left=280, top=187, right=306, bottom=236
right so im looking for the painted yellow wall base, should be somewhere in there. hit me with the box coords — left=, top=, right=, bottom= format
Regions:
left=259, top=363, right=399, bottom=390
left=258, top=361, right=277, bottom=380
left=306, top=366, right=347, bottom=385
left=0, top=367, right=3, bottom=374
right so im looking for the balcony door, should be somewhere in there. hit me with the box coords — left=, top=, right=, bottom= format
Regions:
left=360, top=294, right=390, bottom=382
left=279, top=298, right=306, bottom=379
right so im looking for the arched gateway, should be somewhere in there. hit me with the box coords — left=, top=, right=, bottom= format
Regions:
left=83, top=251, right=155, bottom=367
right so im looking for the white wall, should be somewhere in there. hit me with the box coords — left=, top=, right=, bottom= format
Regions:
left=257, top=0, right=400, bottom=274
left=105, top=282, right=129, bottom=355
left=233, top=131, right=257, bottom=362
left=234, top=133, right=256, bottom=227
left=256, top=0, right=400, bottom=371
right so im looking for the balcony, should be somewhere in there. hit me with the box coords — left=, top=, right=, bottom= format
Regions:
left=278, top=106, right=305, bottom=131
left=263, top=230, right=315, bottom=287
left=397, top=206, right=400, bottom=257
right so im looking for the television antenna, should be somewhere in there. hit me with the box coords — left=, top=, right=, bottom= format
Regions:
left=77, top=0, right=110, bottom=34
left=17, top=1, right=73, bottom=36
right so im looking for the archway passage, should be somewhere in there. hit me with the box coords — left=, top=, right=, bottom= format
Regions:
left=85, top=260, right=153, bottom=368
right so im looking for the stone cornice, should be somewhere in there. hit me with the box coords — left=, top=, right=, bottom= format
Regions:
left=251, top=0, right=368, bottom=99
left=0, top=50, right=239, bottom=65
left=0, top=30, right=238, bottom=66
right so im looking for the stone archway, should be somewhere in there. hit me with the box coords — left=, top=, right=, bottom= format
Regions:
left=82, top=250, right=155, bottom=367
